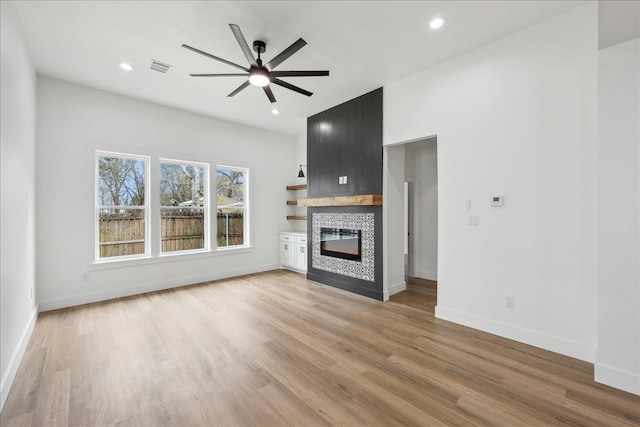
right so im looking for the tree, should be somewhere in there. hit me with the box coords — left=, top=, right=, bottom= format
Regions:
left=216, top=169, right=243, bottom=200
left=98, top=157, right=145, bottom=206
left=159, top=164, right=204, bottom=207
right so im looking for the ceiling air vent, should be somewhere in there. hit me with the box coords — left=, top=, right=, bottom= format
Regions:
left=150, top=60, right=171, bottom=73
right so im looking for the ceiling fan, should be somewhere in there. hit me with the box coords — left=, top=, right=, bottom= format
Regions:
left=182, top=24, right=329, bottom=104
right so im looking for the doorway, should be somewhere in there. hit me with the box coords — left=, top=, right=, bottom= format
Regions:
left=386, top=136, right=438, bottom=308
left=404, top=138, right=438, bottom=280
left=404, top=181, right=413, bottom=279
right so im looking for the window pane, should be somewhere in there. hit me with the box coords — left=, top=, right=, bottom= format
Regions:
left=97, top=152, right=148, bottom=260
left=217, top=168, right=245, bottom=247
left=98, top=208, right=145, bottom=258
left=160, top=162, right=206, bottom=253
left=98, top=156, right=145, bottom=206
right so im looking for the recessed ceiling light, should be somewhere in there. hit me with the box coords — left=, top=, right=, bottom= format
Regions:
left=271, top=108, right=280, bottom=115
left=119, top=62, right=133, bottom=71
left=429, top=17, right=447, bottom=30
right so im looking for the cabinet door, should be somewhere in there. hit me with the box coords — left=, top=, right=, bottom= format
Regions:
left=280, top=241, right=295, bottom=267
left=295, top=243, right=308, bottom=272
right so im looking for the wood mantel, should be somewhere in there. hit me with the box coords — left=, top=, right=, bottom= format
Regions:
left=298, top=194, right=382, bottom=207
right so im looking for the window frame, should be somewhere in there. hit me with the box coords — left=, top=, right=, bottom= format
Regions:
left=94, top=150, right=151, bottom=262
left=158, top=158, right=210, bottom=256
left=215, top=165, right=250, bottom=250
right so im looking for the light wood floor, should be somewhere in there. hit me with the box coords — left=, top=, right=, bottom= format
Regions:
left=2, top=270, right=639, bottom=426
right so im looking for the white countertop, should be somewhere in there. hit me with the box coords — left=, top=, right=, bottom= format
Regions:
left=280, top=231, right=307, bottom=237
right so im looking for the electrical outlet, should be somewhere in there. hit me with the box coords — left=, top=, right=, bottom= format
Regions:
left=465, top=200, right=471, bottom=211
left=505, top=295, right=515, bottom=308
left=491, top=195, right=504, bottom=207
left=467, top=215, right=480, bottom=226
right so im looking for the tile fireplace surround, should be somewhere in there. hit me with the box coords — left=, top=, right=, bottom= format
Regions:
left=306, top=206, right=383, bottom=300
left=312, top=212, right=375, bottom=281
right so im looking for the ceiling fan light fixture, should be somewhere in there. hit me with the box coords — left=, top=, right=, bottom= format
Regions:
left=119, top=62, right=134, bottom=71
left=249, top=69, right=270, bottom=87
left=183, top=24, right=329, bottom=103
left=429, top=17, right=447, bottom=29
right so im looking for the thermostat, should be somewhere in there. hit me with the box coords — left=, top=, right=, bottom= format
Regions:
left=491, top=196, right=504, bottom=207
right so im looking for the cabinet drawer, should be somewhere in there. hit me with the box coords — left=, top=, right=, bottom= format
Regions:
left=295, top=236, right=307, bottom=244
left=279, top=233, right=294, bottom=243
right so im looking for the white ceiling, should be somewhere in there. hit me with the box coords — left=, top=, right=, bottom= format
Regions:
left=14, top=1, right=585, bottom=137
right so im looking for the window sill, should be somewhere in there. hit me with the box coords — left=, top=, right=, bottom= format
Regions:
left=89, top=246, right=253, bottom=271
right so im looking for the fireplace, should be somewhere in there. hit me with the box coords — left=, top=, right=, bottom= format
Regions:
left=307, top=206, right=382, bottom=300
left=320, top=228, right=362, bottom=261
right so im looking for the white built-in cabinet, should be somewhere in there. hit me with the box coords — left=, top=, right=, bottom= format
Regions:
left=279, top=232, right=307, bottom=273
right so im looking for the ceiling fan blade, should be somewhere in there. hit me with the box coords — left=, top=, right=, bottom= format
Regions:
left=229, top=24, right=258, bottom=68
left=270, top=70, right=329, bottom=77
left=189, top=73, right=248, bottom=77
left=272, top=78, right=313, bottom=97
left=182, top=44, right=249, bottom=72
left=227, top=81, right=251, bottom=97
left=264, top=38, right=307, bottom=71
left=263, top=86, right=277, bottom=103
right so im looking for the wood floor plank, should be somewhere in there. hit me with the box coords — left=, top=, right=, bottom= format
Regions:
left=1, top=270, right=639, bottom=426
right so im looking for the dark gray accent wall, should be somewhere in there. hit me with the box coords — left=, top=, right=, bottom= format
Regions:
left=307, top=88, right=383, bottom=197
left=305, top=88, right=384, bottom=300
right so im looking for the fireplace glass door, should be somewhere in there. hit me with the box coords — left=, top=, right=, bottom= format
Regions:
left=320, top=228, right=362, bottom=261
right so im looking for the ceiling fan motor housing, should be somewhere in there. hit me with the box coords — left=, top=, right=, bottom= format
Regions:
left=253, top=40, right=266, bottom=54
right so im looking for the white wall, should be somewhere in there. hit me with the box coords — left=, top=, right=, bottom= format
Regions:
left=0, top=1, right=39, bottom=411
left=596, top=37, right=640, bottom=395
left=36, top=77, right=296, bottom=310
left=413, top=141, right=438, bottom=281
left=403, top=182, right=409, bottom=255
left=383, top=144, right=406, bottom=299
left=384, top=3, right=598, bottom=362
left=291, top=131, right=307, bottom=232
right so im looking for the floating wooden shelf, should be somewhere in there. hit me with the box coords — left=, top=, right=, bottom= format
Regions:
left=286, top=184, right=307, bottom=191
left=286, top=184, right=307, bottom=221
left=298, top=194, right=383, bottom=207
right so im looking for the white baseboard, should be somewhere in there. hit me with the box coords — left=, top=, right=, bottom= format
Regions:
left=383, top=281, right=407, bottom=301
left=435, top=305, right=596, bottom=363
left=415, top=270, right=437, bottom=281
left=281, top=265, right=306, bottom=275
left=1, top=304, right=38, bottom=413
left=389, top=281, right=407, bottom=296
left=39, top=263, right=280, bottom=312
left=595, top=362, right=640, bottom=396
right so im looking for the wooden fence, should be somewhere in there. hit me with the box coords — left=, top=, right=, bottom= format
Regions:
left=216, top=213, right=244, bottom=247
left=99, top=212, right=243, bottom=257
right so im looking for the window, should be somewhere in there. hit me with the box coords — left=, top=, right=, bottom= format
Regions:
left=160, top=160, right=208, bottom=254
left=96, top=152, right=149, bottom=260
left=95, top=152, right=249, bottom=263
left=216, top=166, right=248, bottom=248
